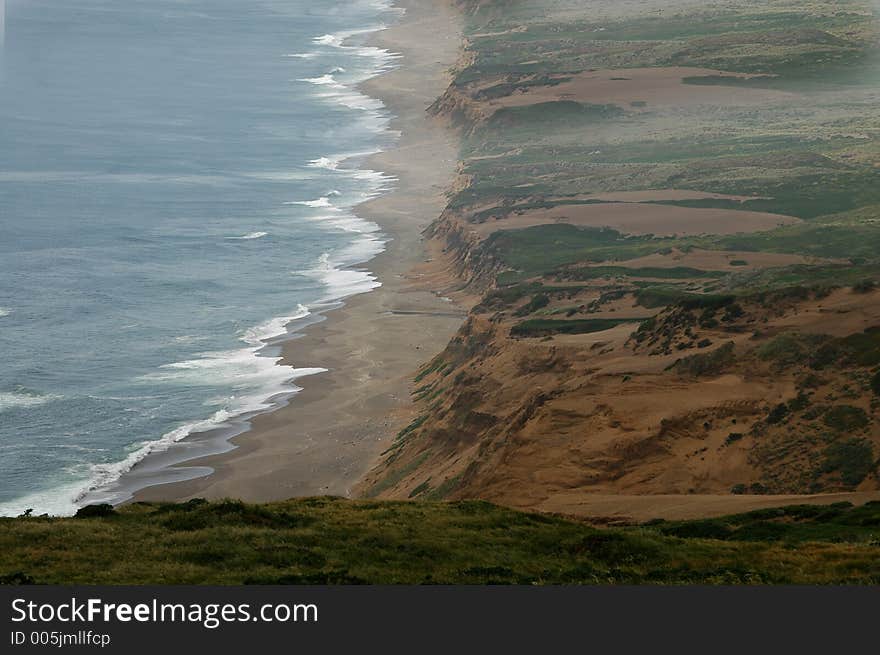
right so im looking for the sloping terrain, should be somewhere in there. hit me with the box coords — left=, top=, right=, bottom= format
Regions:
left=2, top=498, right=879, bottom=584
left=363, top=0, right=880, bottom=514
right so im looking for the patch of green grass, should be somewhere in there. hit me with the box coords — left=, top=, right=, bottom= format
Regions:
left=423, top=474, right=464, bottom=501
left=656, top=501, right=880, bottom=545
left=408, top=481, right=432, bottom=499
left=566, top=266, right=727, bottom=281
left=708, top=206, right=880, bottom=260
left=415, top=357, right=448, bottom=384
left=484, top=224, right=668, bottom=282
left=514, top=293, right=551, bottom=317
left=2, top=498, right=880, bottom=584
left=367, top=453, right=432, bottom=499
left=636, top=288, right=736, bottom=310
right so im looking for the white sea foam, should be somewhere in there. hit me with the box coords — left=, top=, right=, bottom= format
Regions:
left=52, top=358, right=328, bottom=515
left=242, top=304, right=311, bottom=345
left=0, top=305, right=324, bottom=516
left=299, top=73, right=341, bottom=87
left=0, top=307, right=10, bottom=318
left=0, top=480, right=87, bottom=517
left=0, top=391, right=61, bottom=413
left=304, top=252, right=381, bottom=302
left=226, top=231, right=268, bottom=240
left=4, top=2, right=406, bottom=518
left=289, top=197, right=333, bottom=208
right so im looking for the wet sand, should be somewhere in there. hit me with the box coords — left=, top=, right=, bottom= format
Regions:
left=133, top=0, right=464, bottom=503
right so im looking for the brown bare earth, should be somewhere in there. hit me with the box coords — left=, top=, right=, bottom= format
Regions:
left=607, top=248, right=818, bottom=272
left=484, top=67, right=792, bottom=112
left=360, top=284, right=880, bottom=517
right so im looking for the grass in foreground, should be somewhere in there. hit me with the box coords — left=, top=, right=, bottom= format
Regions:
left=1, top=498, right=879, bottom=585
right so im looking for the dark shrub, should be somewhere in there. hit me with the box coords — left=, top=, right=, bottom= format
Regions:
left=571, top=532, right=664, bottom=565
left=662, top=520, right=732, bottom=540
left=730, top=521, right=790, bottom=542
left=822, top=439, right=876, bottom=487
left=766, top=403, right=790, bottom=424
left=74, top=504, right=116, bottom=519
left=669, top=341, right=735, bottom=376
left=0, top=571, right=36, bottom=585
left=823, top=405, right=869, bottom=432
left=853, top=279, right=876, bottom=293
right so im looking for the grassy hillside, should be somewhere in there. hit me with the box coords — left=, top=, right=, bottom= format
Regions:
left=1, top=498, right=879, bottom=585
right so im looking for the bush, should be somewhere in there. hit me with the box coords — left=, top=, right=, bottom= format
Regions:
left=662, top=520, right=732, bottom=540
left=766, top=403, right=790, bottom=425
left=0, top=571, right=36, bottom=585
left=822, top=439, right=876, bottom=487
left=823, top=405, right=869, bottom=432
left=853, top=279, right=876, bottom=293
left=669, top=342, right=735, bottom=376
left=511, top=318, right=637, bottom=337
left=74, top=504, right=116, bottom=519
left=514, top=293, right=550, bottom=317
left=872, top=371, right=880, bottom=396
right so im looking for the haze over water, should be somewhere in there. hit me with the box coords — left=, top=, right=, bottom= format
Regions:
left=0, top=0, right=402, bottom=515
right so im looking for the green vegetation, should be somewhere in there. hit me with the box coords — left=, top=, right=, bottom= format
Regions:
left=484, top=225, right=661, bottom=284
left=668, top=342, right=736, bottom=376
left=1, top=498, right=879, bottom=585
left=757, top=328, right=880, bottom=371
left=511, top=318, right=639, bottom=338
left=487, top=101, right=623, bottom=131
left=514, top=293, right=550, bottom=316
left=821, top=439, right=877, bottom=486
left=565, top=266, right=726, bottom=281
left=636, top=289, right=736, bottom=310
left=655, top=501, right=880, bottom=544
left=367, top=453, right=431, bottom=498
left=444, top=1, right=880, bottom=300
left=823, top=405, right=870, bottom=432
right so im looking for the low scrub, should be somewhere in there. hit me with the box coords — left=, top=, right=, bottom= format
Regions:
left=511, top=318, right=638, bottom=337
left=2, top=498, right=880, bottom=584
left=669, top=342, right=736, bottom=376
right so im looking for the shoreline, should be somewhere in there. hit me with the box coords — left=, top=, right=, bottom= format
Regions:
left=127, top=0, right=465, bottom=504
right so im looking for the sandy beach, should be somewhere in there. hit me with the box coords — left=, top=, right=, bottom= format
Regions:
left=133, top=0, right=464, bottom=503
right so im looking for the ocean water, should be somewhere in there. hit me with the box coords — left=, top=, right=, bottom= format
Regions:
left=0, top=0, right=403, bottom=515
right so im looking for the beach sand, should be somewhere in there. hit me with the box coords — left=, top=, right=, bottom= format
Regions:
left=133, top=0, right=464, bottom=503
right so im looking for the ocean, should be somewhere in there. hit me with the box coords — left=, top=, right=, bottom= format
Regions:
left=0, top=0, right=403, bottom=515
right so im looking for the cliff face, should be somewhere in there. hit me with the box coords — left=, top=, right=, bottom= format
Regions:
left=361, top=287, right=880, bottom=508
left=424, top=209, right=505, bottom=292
left=360, top=0, right=880, bottom=515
